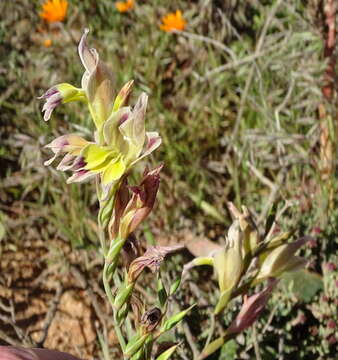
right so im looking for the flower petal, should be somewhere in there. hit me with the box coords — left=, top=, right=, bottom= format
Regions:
left=113, top=80, right=134, bottom=111
left=78, top=28, right=98, bottom=73
left=39, top=83, right=86, bottom=121
left=130, top=132, right=162, bottom=166
left=57, top=154, right=86, bottom=171
left=102, top=157, right=126, bottom=184
left=82, top=144, right=112, bottom=170
left=119, top=93, right=147, bottom=146
left=78, top=29, right=115, bottom=129
left=44, top=149, right=62, bottom=166
left=67, top=169, right=96, bottom=183
left=45, top=134, right=89, bottom=155
left=103, top=107, right=131, bottom=146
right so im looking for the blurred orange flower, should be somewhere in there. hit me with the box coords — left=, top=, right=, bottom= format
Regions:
left=43, top=39, right=52, bottom=47
left=160, top=10, right=186, bottom=32
left=115, top=0, right=134, bottom=13
left=40, top=0, right=68, bottom=23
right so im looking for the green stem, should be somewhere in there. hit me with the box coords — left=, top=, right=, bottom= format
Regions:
left=198, top=332, right=234, bottom=360
left=231, top=277, right=256, bottom=299
left=96, top=180, right=128, bottom=354
left=103, top=261, right=127, bottom=352
left=113, top=310, right=127, bottom=351
left=98, top=219, right=108, bottom=257
left=103, top=261, right=115, bottom=309
left=203, top=313, right=216, bottom=352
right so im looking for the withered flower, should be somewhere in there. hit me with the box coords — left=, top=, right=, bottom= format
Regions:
left=128, top=245, right=184, bottom=283
left=130, top=293, right=144, bottom=326
left=140, top=307, right=162, bottom=333
left=121, top=233, right=142, bottom=268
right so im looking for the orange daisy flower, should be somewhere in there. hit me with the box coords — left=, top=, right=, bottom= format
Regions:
left=40, top=0, right=68, bottom=23
left=160, top=10, right=186, bottom=32
left=43, top=39, right=52, bottom=47
left=115, top=0, right=134, bottom=13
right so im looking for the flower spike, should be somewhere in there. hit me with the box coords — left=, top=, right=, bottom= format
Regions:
left=41, top=30, right=161, bottom=189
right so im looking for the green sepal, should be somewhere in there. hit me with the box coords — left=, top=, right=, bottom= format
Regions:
left=169, top=278, right=181, bottom=295
left=257, top=230, right=295, bottom=262
left=102, top=156, right=126, bottom=185
left=117, top=303, right=129, bottom=325
left=82, top=144, right=112, bottom=170
left=214, top=289, right=231, bottom=315
left=160, top=304, right=195, bottom=333
left=157, top=278, right=167, bottom=308
left=202, top=336, right=226, bottom=358
left=56, top=83, right=87, bottom=104
left=106, top=237, right=125, bottom=264
left=114, top=283, right=134, bottom=311
left=124, top=333, right=150, bottom=357
left=266, top=231, right=295, bottom=250
left=263, top=202, right=278, bottom=238
left=130, top=347, right=144, bottom=360
left=155, top=344, right=179, bottom=360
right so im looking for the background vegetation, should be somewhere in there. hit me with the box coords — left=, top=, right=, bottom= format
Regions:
left=0, top=0, right=337, bottom=359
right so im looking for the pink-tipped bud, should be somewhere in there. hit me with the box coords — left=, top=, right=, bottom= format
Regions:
left=114, top=164, right=163, bottom=239
left=228, top=279, right=278, bottom=334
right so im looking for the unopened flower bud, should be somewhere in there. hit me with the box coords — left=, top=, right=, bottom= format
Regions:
left=113, top=80, right=134, bottom=111
left=124, top=333, right=150, bottom=357
left=227, top=202, right=260, bottom=256
left=213, top=222, right=244, bottom=314
left=256, top=238, right=307, bottom=281
left=228, top=279, right=277, bottom=334
left=109, top=164, right=163, bottom=241
left=214, top=222, right=243, bottom=294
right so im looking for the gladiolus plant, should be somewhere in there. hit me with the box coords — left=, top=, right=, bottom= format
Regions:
left=39, top=30, right=308, bottom=360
